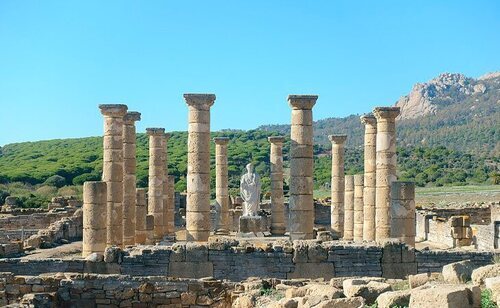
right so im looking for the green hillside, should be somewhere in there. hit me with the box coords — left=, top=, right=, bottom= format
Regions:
left=0, top=130, right=497, bottom=208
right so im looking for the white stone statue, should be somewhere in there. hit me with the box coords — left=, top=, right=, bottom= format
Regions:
left=240, top=163, right=261, bottom=217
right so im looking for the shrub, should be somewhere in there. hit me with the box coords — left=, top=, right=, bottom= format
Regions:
left=43, top=175, right=67, bottom=188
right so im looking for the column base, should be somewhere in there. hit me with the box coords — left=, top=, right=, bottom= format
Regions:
left=239, top=215, right=263, bottom=233
left=271, top=225, right=286, bottom=236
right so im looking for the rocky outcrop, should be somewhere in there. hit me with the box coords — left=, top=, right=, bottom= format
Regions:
left=395, top=72, right=490, bottom=120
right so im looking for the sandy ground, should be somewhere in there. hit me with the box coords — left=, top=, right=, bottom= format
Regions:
left=20, top=241, right=83, bottom=260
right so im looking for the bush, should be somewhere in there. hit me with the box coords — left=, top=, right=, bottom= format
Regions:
left=17, top=194, right=49, bottom=208
left=43, top=175, right=67, bottom=188
left=72, top=172, right=101, bottom=185
left=58, top=185, right=82, bottom=197
left=35, top=185, right=58, bottom=197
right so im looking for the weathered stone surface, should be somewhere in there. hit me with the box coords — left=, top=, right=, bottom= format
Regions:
left=408, top=273, right=431, bottom=289
left=376, top=290, right=411, bottom=308
left=315, top=297, right=365, bottom=308
left=471, top=263, right=500, bottom=285
left=442, top=260, right=475, bottom=284
left=409, top=284, right=480, bottom=308
left=343, top=278, right=390, bottom=305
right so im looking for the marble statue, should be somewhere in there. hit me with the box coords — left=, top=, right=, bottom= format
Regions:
left=240, top=163, right=261, bottom=216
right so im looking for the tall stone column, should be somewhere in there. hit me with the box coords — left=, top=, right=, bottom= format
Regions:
left=82, top=181, right=107, bottom=257
left=146, top=127, right=166, bottom=242
left=360, top=114, right=377, bottom=242
left=162, top=133, right=174, bottom=237
left=329, top=134, right=347, bottom=239
left=288, top=95, right=317, bottom=240
left=166, top=175, right=176, bottom=235
left=99, top=104, right=128, bottom=248
left=135, top=188, right=147, bottom=245
left=373, top=107, right=400, bottom=242
left=122, top=111, right=141, bottom=246
left=184, top=94, right=216, bottom=242
left=391, top=181, right=416, bottom=247
left=268, top=136, right=286, bottom=235
left=214, top=137, right=230, bottom=234
left=343, top=175, right=354, bottom=241
left=145, top=214, right=155, bottom=245
left=354, top=174, right=364, bottom=242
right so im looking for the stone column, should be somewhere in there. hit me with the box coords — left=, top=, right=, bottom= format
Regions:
left=82, top=181, right=107, bottom=257
left=268, top=136, right=286, bottom=235
left=162, top=133, right=175, bottom=237
left=329, top=134, right=347, bottom=239
left=391, top=181, right=416, bottom=247
left=166, top=175, right=176, bottom=236
left=373, top=107, right=400, bottom=242
left=184, top=94, right=216, bottom=242
left=354, top=174, right=364, bottom=242
left=146, top=128, right=166, bottom=242
left=214, top=137, right=230, bottom=234
left=99, top=104, right=128, bottom=248
left=360, top=114, right=377, bottom=242
left=122, top=111, right=141, bottom=246
left=135, top=188, right=147, bottom=245
left=145, top=214, right=155, bottom=245
left=343, top=175, right=354, bottom=241
left=288, top=95, right=317, bottom=240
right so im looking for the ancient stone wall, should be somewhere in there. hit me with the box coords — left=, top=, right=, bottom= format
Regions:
left=415, top=250, right=494, bottom=274
left=0, top=272, right=234, bottom=307
left=0, top=210, right=77, bottom=230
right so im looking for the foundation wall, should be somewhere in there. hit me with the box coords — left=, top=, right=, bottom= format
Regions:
left=0, top=210, right=77, bottom=230
left=415, top=249, right=494, bottom=274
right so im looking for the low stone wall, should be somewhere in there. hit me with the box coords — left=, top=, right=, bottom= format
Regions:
left=0, top=243, right=22, bottom=258
left=0, top=272, right=234, bottom=307
left=23, top=209, right=83, bottom=249
left=0, top=209, right=76, bottom=230
left=0, top=229, right=38, bottom=243
left=415, top=249, right=494, bottom=274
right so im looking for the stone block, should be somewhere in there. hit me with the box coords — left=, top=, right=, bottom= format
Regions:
left=287, top=262, right=334, bottom=280
left=185, top=243, right=208, bottom=262
left=442, top=260, right=475, bottom=284
left=239, top=216, right=262, bottom=233
left=169, top=262, right=213, bottom=279
left=409, top=284, right=480, bottom=308
left=376, top=290, right=411, bottom=308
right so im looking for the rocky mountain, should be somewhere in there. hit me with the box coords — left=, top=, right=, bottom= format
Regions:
left=259, top=72, right=500, bottom=156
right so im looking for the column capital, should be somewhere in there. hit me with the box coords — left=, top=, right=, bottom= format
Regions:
left=184, top=93, right=216, bottom=110
left=373, top=107, right=400, bottom=120
left=146, top=127, right=165, bottom=136
left=287, top=95, right=318, bottom=110
left=268, top=136, right=285, bottom=144
left=124, top=111, right=141, bottom=124
left=99, top=104, right=128, bottom=117
left=360, top=113, right=376, bottom=125
left=213, top=137, right=230, bottom=145
left=328, top=134, right=347, bottom=144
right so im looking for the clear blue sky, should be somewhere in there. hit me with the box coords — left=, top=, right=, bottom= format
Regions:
left=0, top=1, right=499, bottom=146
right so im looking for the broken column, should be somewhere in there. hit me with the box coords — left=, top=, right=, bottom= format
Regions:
left=146, top=127, right=166, bottom=242
left=184, top=94, right=216, bottom=242
left=268, top=136, right=286, bottom=235
left=82, top=181, right=107, bottom=257
left=214, top=137, right=230, bottom=234
left=135, top=188, right=147, bottom=245
left=329, top=134, right=347, bottom=239
left=354, top=174, right=364, bottom=242
left=343, top=175, right=354, bottom=241
left=288, top=95, right=317, bottom=240
left=360, top=113, right=377, bottom=242
left=122, top=111, right=141, bottom=246
left=99, top=104, right=128, bottom=248
left=391, top=181, right=416, bottom=247
left=373, top=107, right=400, bottom=242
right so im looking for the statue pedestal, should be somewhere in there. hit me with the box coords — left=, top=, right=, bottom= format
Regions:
left=239, top=216, right=262, bottom=234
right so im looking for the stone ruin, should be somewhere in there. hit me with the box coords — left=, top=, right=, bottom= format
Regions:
left=0, top=94, right=499, bottom=307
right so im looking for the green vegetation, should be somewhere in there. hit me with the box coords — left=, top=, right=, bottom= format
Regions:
left=481, top=289, right=497, bottom=308
left=0, top=129, right=498, bottom=207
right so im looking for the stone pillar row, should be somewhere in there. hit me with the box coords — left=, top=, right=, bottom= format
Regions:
left=146, top=128, right=166, bottom=241
left=135, top=188, right=147, bottom=244
left=288, top=95, right=317, bottom=240
left=353, top=174, right=364, bottom=242
left=122, top=112, right=141, bottom=246
left=82, top=181, right=107, bottom=257
left=99, top=104, right=128, bottom=248
left=214, top=137, right=230, bottom=234
left=373, top=107, right=400, bottom=242
left=269, top=136, right=286, bottom=236
left=329, top=135, right=347, bottom=239
left=343, top=175, right=354, bottom=241
left=184, top=94, right=216, bottom=242
left=360, top=114, right=377, bottom=242
left=391, top=181, right=416, bottom=247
